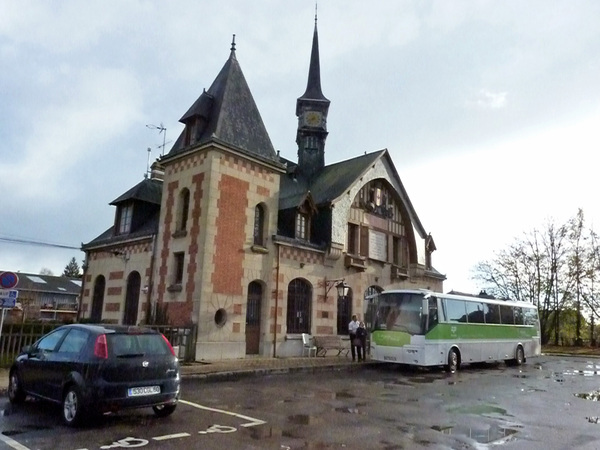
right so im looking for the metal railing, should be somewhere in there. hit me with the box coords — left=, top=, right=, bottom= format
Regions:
left=0, top=323, right=198, bottom=367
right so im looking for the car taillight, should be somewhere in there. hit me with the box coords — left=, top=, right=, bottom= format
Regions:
left=94, top=334, right=108, bottom=359
left=161, top=334, right=176, bottom=356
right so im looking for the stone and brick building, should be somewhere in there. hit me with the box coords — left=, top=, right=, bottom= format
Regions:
left=80, top=20, right=445, bottom=360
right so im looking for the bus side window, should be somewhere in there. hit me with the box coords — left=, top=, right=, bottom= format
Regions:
left=500, top=305, right=514, bottom=324
left=484, top=303, right=501, bottom=324
left=466, top=302, right=485, bottom=324
left=445, top=299, right=467, bottom=323
left=428, top=297, right=439, bottom=330
left=514, top=307, right=524, bottom=325
left=523, top=308, right=537, bottom=326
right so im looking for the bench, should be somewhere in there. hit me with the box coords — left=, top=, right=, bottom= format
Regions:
left=313, top=335, right=349, bottom=357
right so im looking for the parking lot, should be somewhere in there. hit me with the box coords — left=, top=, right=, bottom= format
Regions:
left=2, top=355, right=600, bottom=449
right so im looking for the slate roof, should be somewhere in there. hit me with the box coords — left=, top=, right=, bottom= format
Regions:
left=296, top=21, right=329, bottom=113
left=279, top=149, right=428, bottom=239
left=3, top=272, right=82, bottom=296
left=110, top=178, right=162, bottom=205
left=82, top=178, right=162, bottom=250
left=279, top=150, right=383, bottom=210
left=166, top=42, right=280, bottom=165
left=81, top=209, right=160, bottom=250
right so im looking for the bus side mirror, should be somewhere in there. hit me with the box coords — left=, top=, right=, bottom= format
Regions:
left=422, top=299, right=429, bottom=315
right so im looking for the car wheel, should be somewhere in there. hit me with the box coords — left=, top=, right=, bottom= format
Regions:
left=153, top=403, right=177, bottom=418
left=8, top=371, right=26, bottom=404
left=62, top=386, right=85, bottom=427
left=446, top=348, right=459, bottom=373
left=515, top=346, right=525, bottom=366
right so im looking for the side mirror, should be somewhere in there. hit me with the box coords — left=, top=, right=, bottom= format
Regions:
left=422, top=299, right=429, bottom=315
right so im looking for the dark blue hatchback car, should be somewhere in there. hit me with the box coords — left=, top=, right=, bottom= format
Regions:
left=8, top=324, right=180, bottom=426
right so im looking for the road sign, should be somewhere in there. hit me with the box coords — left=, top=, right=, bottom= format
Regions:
left=0, top=271, right=19, bottom=289
left=0, top=289, right=18, bottom=308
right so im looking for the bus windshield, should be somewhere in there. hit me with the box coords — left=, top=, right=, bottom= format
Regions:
left=373, top=292, right=426, bottom=335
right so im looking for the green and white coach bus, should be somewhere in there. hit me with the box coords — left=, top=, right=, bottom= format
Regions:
left=369, top=289, right=541, bottom=372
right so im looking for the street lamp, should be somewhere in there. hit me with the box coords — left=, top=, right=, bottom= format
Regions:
left=324, top=278, right=350, bottom=300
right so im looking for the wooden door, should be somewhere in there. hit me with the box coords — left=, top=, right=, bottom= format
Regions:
left=245, top=282, right=262, bottom=354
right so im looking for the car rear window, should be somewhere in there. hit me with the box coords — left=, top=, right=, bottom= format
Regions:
left=107, top=333, right=171, bottom=357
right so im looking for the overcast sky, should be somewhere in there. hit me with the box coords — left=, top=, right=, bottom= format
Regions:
left=1, top=1, right=599, bottom=293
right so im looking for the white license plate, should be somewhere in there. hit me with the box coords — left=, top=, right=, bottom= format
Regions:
left=128, top=386, right=161, bottom=397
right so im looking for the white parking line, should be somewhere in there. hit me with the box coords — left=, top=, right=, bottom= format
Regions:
left=0, top=433, right=30, bottom=450
left=179, top=399, right=266, bottom=427
left=152, top=433, right=191, bottom=441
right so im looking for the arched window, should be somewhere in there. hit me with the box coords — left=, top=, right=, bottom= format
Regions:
left=253, top=204, right=265, bottom=246
left=286, top=279, right=312, bottom=334
left=123, top=271, right=141, bottom=325
left=337, top=288, right=353, bottom=335
left=177, top=188, right=190, bottom=232
left=91, top=275, right=105, bottom=322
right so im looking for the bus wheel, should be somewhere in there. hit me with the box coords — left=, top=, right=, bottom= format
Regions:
left=446, top=349, right=459, bottom=373
left=514, top=346, right=525, bottom=366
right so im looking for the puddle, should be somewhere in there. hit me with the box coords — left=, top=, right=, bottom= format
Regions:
left=243, top=425, right=283, bottom=440
left=335, top=407, right=359, bottom=414
left=407, top=376, right=436, bottom=384
left=566, top=370, right=600, bottom=376
left=432, top=423, right=520, bottom=444
left=288, top=414, right=320, bottom=425
left=575, top=389, right=600, bottom=401
left=521, top=388, right=545, bottom=393
left=334, top=391, right=355, bottom=399
left=447, top=404, right=508, bottom=416
left=385, top=379, right=414, bottom=387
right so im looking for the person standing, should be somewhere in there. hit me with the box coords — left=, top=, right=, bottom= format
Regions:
left=356, top=321, right=368, bottom=361
left=348, top=314, right=360, bottom=361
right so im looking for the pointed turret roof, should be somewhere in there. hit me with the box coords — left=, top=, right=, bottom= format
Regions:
left=296, top=18, right=330, bottom=114
left=166, top=37, right=278, bottom=163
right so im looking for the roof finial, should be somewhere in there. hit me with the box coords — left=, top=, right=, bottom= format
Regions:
left=231, top=34, right=236, bottom=52
left=315, top=2, right=318, bottom=25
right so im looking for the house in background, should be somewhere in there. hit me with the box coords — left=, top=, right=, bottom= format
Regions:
left=1, top=272, right=81, bottom=323
left=80, top=19, right=445, bottom=360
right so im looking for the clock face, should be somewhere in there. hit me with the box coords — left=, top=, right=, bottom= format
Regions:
left=304, top=111, right=322, bottom=127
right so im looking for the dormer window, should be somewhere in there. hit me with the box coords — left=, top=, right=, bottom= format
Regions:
left=184, top=120, right=196, bottom=147
left=295, top=213, right=309, bottom=240
left=117, top=203, right=133, bottom=235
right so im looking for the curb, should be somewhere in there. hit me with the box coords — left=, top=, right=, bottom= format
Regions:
left=182, top=362, right=376, bottom=383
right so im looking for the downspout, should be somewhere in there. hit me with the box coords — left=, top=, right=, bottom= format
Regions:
left=273, top=242, right=280, bottom=358
left=78, top=250, right=89, bottom=321
left=146, top=234, right=157, bottom=323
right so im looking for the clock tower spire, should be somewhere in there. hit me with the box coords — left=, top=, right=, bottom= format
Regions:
left=296, top=10, right=330, bottom=178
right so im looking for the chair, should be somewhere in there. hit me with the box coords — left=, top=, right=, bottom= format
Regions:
left=301, top=333, right=317, bottom=357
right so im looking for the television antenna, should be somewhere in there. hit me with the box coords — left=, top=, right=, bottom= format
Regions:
left=146, top=123, right=168, bottom=156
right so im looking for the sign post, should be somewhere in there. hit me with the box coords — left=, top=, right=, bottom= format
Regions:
left=0, top=272, right=19, bottom=345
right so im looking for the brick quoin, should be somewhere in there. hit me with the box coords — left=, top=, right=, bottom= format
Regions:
left=157, top=180, right=178, bottom=301
left=186, top=173, right=204, bottom=303
left=212, top=175, right=248, bottom=296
